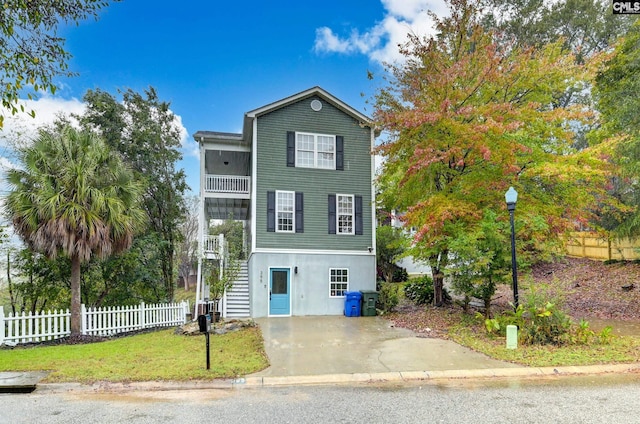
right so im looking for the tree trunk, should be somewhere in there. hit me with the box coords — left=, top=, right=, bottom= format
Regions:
left=429, top=250, right=448, bottom=307
left=484, top=297, right=492, bottom=319
left=385, top=269, right=394, bottom=284
left=7, top=250, right=15, bottom=315
left=161, top=244, right=175, bottom=302
left=433, top=271, right=444, bottom=307
left=70, top=254, right=82, bottom=336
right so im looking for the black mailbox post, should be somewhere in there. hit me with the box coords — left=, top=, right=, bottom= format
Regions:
left=197, top=314, right=211, bottom=370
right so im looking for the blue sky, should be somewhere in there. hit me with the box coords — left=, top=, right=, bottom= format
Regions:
left=1, top=0, right=447, bottom=193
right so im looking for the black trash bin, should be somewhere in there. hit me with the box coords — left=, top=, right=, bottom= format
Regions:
left=360, top=290, right=379, bottom=316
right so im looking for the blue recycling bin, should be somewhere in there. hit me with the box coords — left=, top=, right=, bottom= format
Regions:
left=344, top=291, right=362, bottom=317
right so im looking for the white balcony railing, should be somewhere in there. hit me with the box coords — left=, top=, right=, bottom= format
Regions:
left=205, top=175, right=250, bottom=194
left=204, top=234, right=223, bottom=255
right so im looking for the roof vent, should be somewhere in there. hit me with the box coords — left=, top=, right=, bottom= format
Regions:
left=310, top=99, right=322, bottom=111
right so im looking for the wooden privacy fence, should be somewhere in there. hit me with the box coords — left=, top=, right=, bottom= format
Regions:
left=0, top=301, right=190, bottom=346
left=565, top=232, right=640, bottom=261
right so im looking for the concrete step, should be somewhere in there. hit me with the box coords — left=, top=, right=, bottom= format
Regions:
left=0, top=372, right=48, bottom=393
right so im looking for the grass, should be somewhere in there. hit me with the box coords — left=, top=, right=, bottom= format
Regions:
left=0, top=326, right=269, bottom=383
left=447, top=317, right=640, bottom=367
left=387, top=298, right=640, bottom=368
left=174, top=287, right=197, bottom=305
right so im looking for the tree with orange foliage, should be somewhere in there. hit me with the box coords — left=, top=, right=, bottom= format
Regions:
left=374, top=0, right=617, bottom=306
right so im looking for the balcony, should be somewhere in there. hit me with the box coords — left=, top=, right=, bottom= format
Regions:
left=205, top=175, right=250, bottom=195
left=204, top=234, right=224, bottom=258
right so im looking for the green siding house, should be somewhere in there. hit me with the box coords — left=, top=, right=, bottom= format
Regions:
left=194, top=87, right=377, bottom=318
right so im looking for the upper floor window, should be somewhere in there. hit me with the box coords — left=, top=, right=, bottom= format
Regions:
left=328, top=194, right=363, bottom=236
left=276, top=190, right=295, bottom=233
left=268, top=191, right=304, bottom=233
left=296, top=132, right=336, bottom=169
left=337, top=194, right=354, bottom=235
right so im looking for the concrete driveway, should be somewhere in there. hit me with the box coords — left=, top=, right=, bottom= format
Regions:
left=251, top=316, right=518, bottom=377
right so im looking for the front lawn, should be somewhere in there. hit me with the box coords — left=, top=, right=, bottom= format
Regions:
left=0, top=326, right=269, bottom=383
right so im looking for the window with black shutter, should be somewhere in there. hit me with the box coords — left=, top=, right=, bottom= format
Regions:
left=328, top=194, right=336, bottom=234
left=267, top=191, right=276, bottom=232
left=295, top=192, right=304, bottom=233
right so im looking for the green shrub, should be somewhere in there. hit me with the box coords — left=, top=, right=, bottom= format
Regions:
left=376, top=282, right=399, bottom=314
left=482, top=286, right=599, bottom=346
left=393, top=267, right=409, bottom=283
left=482, top=302, right=571, bottom=345
left=404, top=276, right=450, bottom=305
left=519, top=301, right=572, bottom=345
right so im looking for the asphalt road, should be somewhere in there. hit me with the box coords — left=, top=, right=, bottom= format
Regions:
left=2, top=374, right=640, bottom=424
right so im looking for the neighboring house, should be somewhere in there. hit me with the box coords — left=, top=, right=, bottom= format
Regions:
left=389, top=212, right=432, bottom=278
left=194, top=87, right=378, bottom=318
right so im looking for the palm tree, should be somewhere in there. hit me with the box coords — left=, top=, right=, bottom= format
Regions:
left=5, top=125, right=146, bottom=335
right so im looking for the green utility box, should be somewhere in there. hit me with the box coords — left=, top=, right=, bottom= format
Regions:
left=360, top=290, right=379, bottom=316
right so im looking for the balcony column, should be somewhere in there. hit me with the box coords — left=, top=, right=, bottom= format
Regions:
left=194, top=142, right=207, bottom=319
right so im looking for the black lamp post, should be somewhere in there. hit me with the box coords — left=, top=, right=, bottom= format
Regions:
left=505, top=186, right=519, bottom=310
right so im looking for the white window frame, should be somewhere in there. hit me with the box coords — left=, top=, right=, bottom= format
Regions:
left=295, top=132, right=336, bottom=170
left=336, top=194, right=354, bottom=235
left=329, top=268, right=349, bottom=297
left=276, top=190, right=295, bottom=233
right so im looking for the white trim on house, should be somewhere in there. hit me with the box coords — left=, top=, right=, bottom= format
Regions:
left=370, top=127, right=377, bottom=258
left=245, top=86, right=373, bottom=125
left=254, top=248, right=373, bottom=256
left=251, top=118, right=258, bottom=255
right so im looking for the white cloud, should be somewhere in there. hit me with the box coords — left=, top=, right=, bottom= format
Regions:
left=314, top=0, right=448, bottom=64
left=0, top=95, right=193, bottom=156
left=174, top=113, right=198, bottom=159
left=0, top=96, right=86, bottom=148
left=314, top=27, right=353, bottom=54
left=0, top=95, right=194, bottom=201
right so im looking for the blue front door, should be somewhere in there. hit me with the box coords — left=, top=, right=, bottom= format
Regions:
left=269, top=268, right=290, bottom=316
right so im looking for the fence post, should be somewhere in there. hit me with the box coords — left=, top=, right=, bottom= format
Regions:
left=0, top=306, right=4, bottom=346
left=81, top=304, right=86, bottom=335
left=139, top=302, right=145, bottom=330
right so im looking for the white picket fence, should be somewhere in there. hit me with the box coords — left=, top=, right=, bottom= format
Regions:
left=0, top=301, right=190, bottom=346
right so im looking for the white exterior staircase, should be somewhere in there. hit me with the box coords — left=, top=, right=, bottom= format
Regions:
left=223, top=260, right=250, bottom=318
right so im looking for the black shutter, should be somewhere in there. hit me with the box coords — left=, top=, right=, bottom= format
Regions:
left=328, top=194, right=336, bottom=234
left=267, top=191, right=276, bottom=232
left=287, top=131, right=295, bottom=167
left=336, top=135, right=344, bottom=171
left=295, top=192, right=304, bottom=233
left=355, top=195, right=363, bottom=235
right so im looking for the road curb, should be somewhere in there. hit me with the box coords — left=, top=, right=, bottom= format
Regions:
left=34, top=363, right=640, bottom=393
left=236, top=363, right=640, bottom=388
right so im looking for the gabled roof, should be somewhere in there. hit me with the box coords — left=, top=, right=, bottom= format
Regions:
left=195, top=86, right=376, bottom=145
left=244, top=86, right=373, bottom=126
